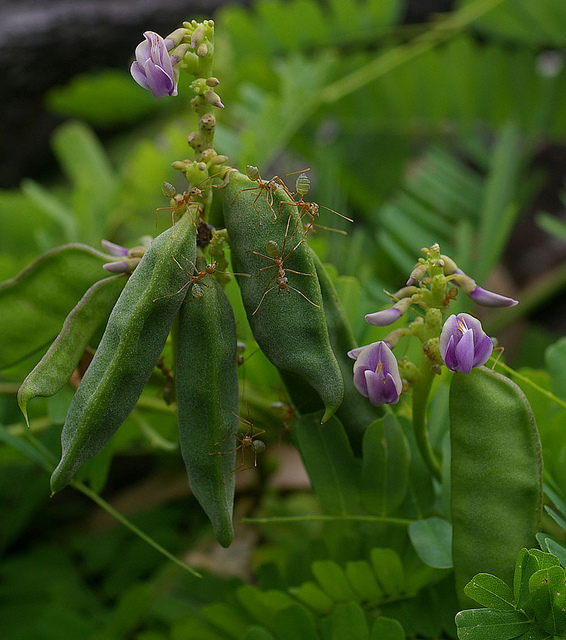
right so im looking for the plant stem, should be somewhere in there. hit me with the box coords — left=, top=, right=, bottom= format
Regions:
left=72, top=480, right=201, bottom=577
left=412, top=357, right=442, bottom=482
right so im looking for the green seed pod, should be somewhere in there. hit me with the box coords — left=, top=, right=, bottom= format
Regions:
left=18, top=275, right=126, bottom=426
left=309, top=248, right=380, bottom=453
left=222, top=169, right=343, bottom=423
left=50, top=211, right=198, bottom=494
left=176, top=274, right=238, bottom=548
left=450, top=367, right=543, bottom=608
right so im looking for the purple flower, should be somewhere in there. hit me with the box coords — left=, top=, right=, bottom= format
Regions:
left=101, top=239, right=128, bottom=257
left=439, top=313, right=493, bottom=373
left=130, top=31, right=178, bottom=98
left=451, top=269, right=518, bottom=308
left=468, top=285, right=518, bottom=308
left=365, top=297, right=413, bottom=327
left=103, top=260, right=130, bottom=274
left=347, top=341, right=402, bottom=407
left=365, top=307, right=401, bottom=327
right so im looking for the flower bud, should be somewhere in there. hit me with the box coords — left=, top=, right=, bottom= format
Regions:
left=365, top=297, right=413, bottom=327
left=347, top=341, right=402, bottom=407
left=197, top=43, right=208, bottom=58
left=102, top=257, right=141, bottom=274
left=164, top=28, right=187, bottom=50
left=206, top=77, right=220, bottom=87
left=439, top=313, right=493, bottom=373
left=170, top=43, right=190, bottom=65
left=101, top=239, right=128, bottom=257
left=205, top=91, right=224, bottom=108
left=191, top=25, right=205, bottom=49
left=440, top=254, right=458, bottom=276
left=407, top=262, right=428, bottom=285
left=452, top=272, right=518, bottom=307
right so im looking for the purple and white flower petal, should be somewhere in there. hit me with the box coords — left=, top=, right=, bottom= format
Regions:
left=130, top=31, right=178, bottom=98
left=365, top=297, right=413, bottom=327
left=439, top=313, right=493, bottom=373
left=468, top=285, right=518, bottom=308
left=350, top=341, right=402, bottom=406
left=101, top=239, right=129, bottom=257
left=450, top=269, right=518, bottom=308
left=103, top=260, right=130, bottom=274
left=365, top=306, right=401, bottom=327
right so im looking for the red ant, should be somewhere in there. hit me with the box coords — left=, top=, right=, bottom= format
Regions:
left=156, top=357, right=175, bottom=405
left=277, top=173, right=353, bottom=234
left=155, top=182, right=203, bottom=229
left=158, top=253, right=250, bottom=302
left=251, top=213, right=321, bottom=315
left=232, top=165, right=308, bottom=225
left=156, top=256, right=218, bottom=301
left=210, top=410, right=266, bottom=475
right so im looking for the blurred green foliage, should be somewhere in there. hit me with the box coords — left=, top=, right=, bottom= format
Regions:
left=2, top=0, right=566, bottom=638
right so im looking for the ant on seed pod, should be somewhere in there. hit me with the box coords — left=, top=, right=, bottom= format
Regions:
left=155, top=181, right=204, bottom=229
left=277, top=172, right=353, bottom=236
left=210, top=407, right=266, bottom=475
left=232, top=165, right=309, bottom=225
left=251, top=213, right=320, bottom=315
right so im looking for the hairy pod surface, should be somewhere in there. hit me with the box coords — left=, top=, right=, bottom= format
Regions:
left=222, top=170, right=343, bottom=422
left=450, top=367, right=543, bottom=608
left=50, top=211, right=198, bottom=493
left=18, top=275, right=126, bottom=425
left=176, top=274, right=238, bottom=548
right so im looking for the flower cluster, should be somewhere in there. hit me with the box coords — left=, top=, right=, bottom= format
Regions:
left=349, top=246, right=517, bottom=406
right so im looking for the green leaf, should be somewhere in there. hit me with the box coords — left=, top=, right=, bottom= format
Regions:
left=536, top=212, right=566, bottom=242
left=46, top=69, right=164, bottom=126
left=359, top=415, right=409, bottom=515
left=330, top=602, right=369, bottom=640
left=0, top=243, right=111, bottom=369
left=370, top=616, right=406, bottom=640
left=51, top=121, right=117, bottom=244
left=295, top=413, right=360, bottom=514
left=455, top=608, right=531, bottom=640
left=408, top=517, right=453, bottom=569
left=243, top=628, right=277, bottom=640
left=171, top=616, right=227, bottom=640
left=515, top=550, right=560, bottom=612
left=236, top=586, right=295, bottom=634
left=0, top=423, right=53, bottom=470
left=476, top=122, right=523, bottom=282
left=536, top=535, right=566, bottom=569
left=464, top=573, right=515, bottom=611
left=203, top=602, right=258, bottom=639
left=311, top=560, right=358, bottom=602
left=289, top=581, right=334, bottom=615
left=345, top=560, right=385, bottom=602
left=273, top=604, right=318, bottom=640
left=529, top=566, right=566, bottom=635
left=370, top=548, right=405, bottom=597
left=21, top=179, right=78, bottom=242
left=545, top=338, right=566, bottom=402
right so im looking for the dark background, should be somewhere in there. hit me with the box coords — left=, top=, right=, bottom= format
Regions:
left=0, top=0, right=452, bottom=188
